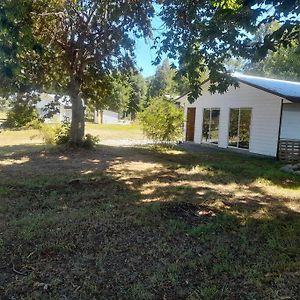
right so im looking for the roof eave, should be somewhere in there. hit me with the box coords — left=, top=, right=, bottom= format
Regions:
left=236, top=78, right=300, bottom=103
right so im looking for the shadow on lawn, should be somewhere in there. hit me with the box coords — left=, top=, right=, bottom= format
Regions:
left=0, top=143, right=300, bottom=299
left=138, top=145, right=300, bottom=188
left=0, top=143, right=299, bottom=215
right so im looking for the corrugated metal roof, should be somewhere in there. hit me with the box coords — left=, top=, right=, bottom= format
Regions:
left=233, top=73, right=300, bottom=102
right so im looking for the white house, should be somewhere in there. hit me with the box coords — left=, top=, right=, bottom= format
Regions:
left=37, top=94, right=121, bottom=125
left=94, top=110, right=120, bottom=124
left=180, top=74, right=300, bottom=160
left=36, top=93, right=72, bottom=123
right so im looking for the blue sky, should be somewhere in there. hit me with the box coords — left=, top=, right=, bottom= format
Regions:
left=134, top=6, right=167, bottom=78
left=135, top=37, right=158, bottom=78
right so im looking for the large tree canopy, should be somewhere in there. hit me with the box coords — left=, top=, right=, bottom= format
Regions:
left=0, top=0, right=153, bottom=143
left=148, top=59, right=177, bottom=98
left=246, top=22, right=300, bottom=81
left=158, top=0, right=300, bottom=101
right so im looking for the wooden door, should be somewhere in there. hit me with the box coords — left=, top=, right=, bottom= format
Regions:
left=186, top=108, right=196, bottom=142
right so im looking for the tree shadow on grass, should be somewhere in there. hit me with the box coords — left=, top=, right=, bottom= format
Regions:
left=133, top=145, right=300, bottom=188
left=0, top=143, right=299, bottom=220
left=0, top=143, right=299, bottom=299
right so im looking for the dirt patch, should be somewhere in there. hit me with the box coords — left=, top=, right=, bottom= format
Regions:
left=161, top=201, right=218, bottom=225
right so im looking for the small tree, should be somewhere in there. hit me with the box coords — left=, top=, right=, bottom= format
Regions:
left=5, top=94, right=40, bottom=128
left=139, top=98, right=184, bottom=144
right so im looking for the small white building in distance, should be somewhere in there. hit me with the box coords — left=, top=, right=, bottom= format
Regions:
left=94, top=110, right=120, bottom=125
left=36, top=93, right=72, bottom=123
left=36, top=94, right=121, bottom=125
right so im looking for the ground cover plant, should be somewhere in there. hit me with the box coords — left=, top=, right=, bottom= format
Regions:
left=0, top=144, right=299, bottom=299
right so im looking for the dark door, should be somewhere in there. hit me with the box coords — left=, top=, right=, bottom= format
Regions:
left=186, top=108, right=196, bottom=142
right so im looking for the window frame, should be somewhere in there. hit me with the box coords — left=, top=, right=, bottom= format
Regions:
left=201, top=108, right=221, bottom=145
left=228, top=107, right=252, bottom=150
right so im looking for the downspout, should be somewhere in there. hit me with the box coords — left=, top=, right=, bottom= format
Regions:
left=276, top=99, right=284, bottom=160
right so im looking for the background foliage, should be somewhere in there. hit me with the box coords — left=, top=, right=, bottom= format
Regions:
left=4, top=94, right=40, bottom=128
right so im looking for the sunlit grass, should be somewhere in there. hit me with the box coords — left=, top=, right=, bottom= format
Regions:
left=0, top=122, right=144, bottom=147
left=0, top=129, right=42, bottom=146
left=0, top=110, right=7, bottom=121
left=86, top=122, right=144, bottom=141
left=86, top=122, right=142, bottom=131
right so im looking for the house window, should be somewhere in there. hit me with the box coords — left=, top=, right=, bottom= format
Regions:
left=202, top=108, right=220, bottom=144
left=228, top=108, right=252, bottom=149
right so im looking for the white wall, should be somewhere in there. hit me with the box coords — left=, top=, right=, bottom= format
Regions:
left=60, top=107, right=72, bottom=122
left=183, top=83, right=283, bottom=157
left=281, top=103, right=300, bottom=140
left=102, top=110, right=119, bottom=124
left=36, top=94, right=60, bottom=123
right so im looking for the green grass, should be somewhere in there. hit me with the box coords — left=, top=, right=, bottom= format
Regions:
left=0, top=128, right=42, bottom=146
left=0, top=110, right=7, bottom=121
left=86, top=122, right=142, bottom=131
left=86, top=122, right=144, bottom=141
left=0, top=122, right=144, bottom=147
left=0, top=143, right=299, bottom=299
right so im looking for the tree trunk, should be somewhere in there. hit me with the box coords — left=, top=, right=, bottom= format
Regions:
left=69, top=77, right=85, bottom=144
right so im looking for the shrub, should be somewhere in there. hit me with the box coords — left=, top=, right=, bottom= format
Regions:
left=82, top=134, right=100, bottom=149
left=5, top=103, right=39, bottom=128
left=39, top=124, right=57, bottom=145
left=138, top=98, right=184, bottom=144
left=55, top=121, right=71, bottom=145
left=25, top=119, right=43, bottom=130
left=39, top=121, right=99, bottom=148
left=38, top=122, right=69, bottom=145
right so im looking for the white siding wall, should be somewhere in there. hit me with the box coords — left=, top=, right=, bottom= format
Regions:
left=36, top=94, right=61, bottom=123
left=183, top=105, right=187, bottom=139
left=102, top=110, right=119, bottom=124
left=194, top=106, right=202, bottom=143
left=184, top=83, right=283, bottom=157
left=281, top=103, right=300, bottom=140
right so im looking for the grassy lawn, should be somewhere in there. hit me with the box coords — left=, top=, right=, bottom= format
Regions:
left=0, top=129, right=43, bottom=146
left=0, top=144, right=299, bottom=299
left=0, top=111, right=7, bottom=122
left=0, top=123, right=143, bottom=147
left=86, top=122, right=144, bottom=142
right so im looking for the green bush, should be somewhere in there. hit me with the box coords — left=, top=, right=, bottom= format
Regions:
left=138, top=97, right=184, bottom=144
left=82, top=134, right=100, bottom=149
left=39, top=125, right=58, bottom=145
left=39, top=121, right=99, bottom=148
left=55, top=121, right=71, bottom=145
left=5, top=103, right=39, bottom=128
left=25, top=119, right=43, bottom=130
left=38, top=122, right=69, bottom=145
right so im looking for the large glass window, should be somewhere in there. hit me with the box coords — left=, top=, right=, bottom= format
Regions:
left=202, top=108, right=220, bottom=144
left=228, top=108, right=252, bottom=149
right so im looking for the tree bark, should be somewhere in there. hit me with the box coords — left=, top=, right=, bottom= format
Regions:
left=69, top=77, right=85, bottom=144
